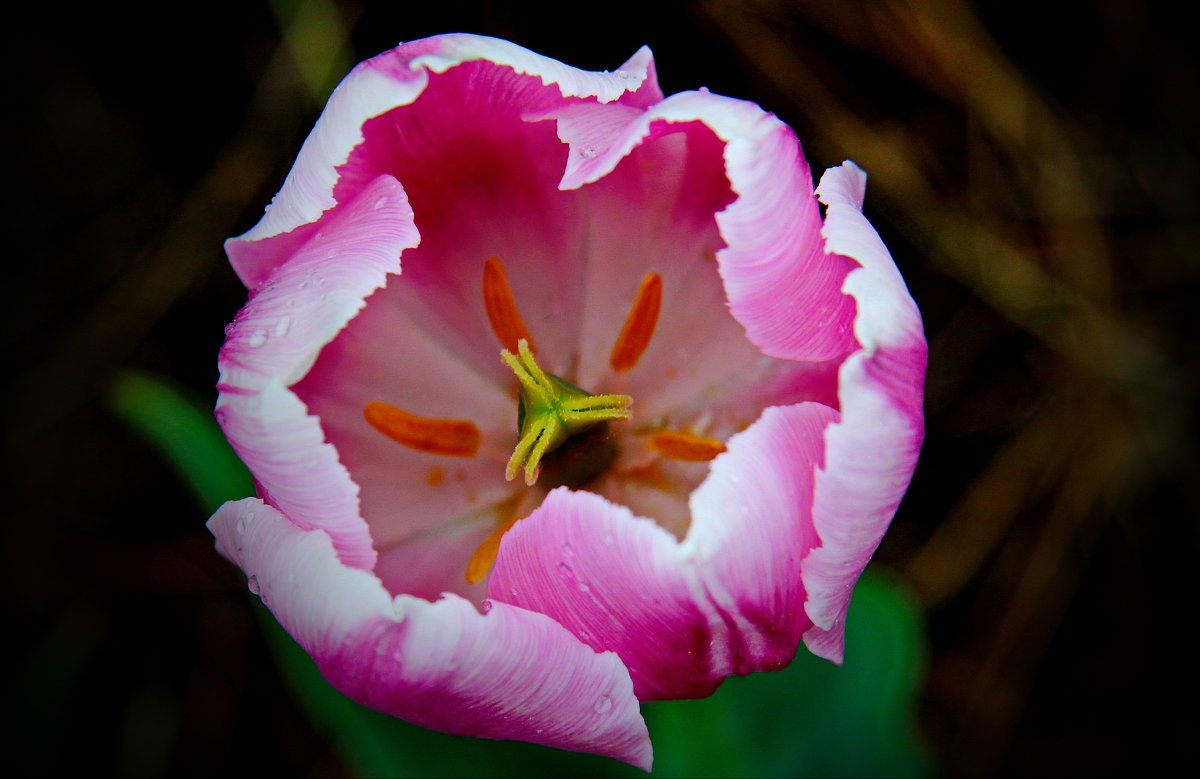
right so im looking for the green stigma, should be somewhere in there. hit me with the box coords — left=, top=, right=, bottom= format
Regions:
left=501, top=339, right=632, bottom=486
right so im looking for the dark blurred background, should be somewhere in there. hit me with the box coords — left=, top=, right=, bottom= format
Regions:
left=4, top=1, right=1196, bottom=776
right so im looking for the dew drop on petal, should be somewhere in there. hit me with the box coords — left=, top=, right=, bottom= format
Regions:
left=580, top=146, right=597, bottom=159
left=248, top=330, right=268, bottom=347
left=236, top=517, right=245, bottom=534
left=274, top=316, right=291, bottom=338
left=593, top=695, right=612, bottom=715
left=247, top=574, right=261, bottom=595
left=373, top=196, right=388, bottom=210
left=480, top=599, right=493, bottom=614
left=557, top=562, right=575, bottom=583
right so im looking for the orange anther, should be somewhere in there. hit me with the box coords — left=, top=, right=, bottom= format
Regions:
left=364, top=401, right=481, bottom=457
left=483, top=256, right=536, bottom=355
left=610, top=272, right=662, bottom=372
left=465, top=495, right=524, bottom=584
left=651, top=430, right=726, bottom=462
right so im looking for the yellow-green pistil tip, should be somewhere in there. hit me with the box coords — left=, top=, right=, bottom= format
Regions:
left=501, top=339, right=631, bottom=486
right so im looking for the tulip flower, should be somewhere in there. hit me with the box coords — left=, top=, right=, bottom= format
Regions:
left=207, top=33, right=926, bottom=769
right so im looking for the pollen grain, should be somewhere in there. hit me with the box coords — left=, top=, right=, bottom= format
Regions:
left=610, top=271, right=662, bottom=372
left=364, top=401, right=481, bottom=457
left=483, top=256, right=536, bottom=355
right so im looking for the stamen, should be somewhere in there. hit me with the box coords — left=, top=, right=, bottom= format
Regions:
left=651, top=430, right=726, bottom=462
left=465, top=513, right=520, bottom=584
left=465, top=493, right=525, bottom=584
left=610, top=272, right=662, bottom=372
left=483, top=256, right=536, bottom=355
left=502, top=339, right=631, bottom=485
left=364, top=401, right=481, bottom=457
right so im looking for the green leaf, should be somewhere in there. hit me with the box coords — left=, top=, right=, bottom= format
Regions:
left=105, top=369, right=253, bottom=512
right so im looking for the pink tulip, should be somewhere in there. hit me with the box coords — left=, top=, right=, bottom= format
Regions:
left=207, top=34, right=926, bottom=768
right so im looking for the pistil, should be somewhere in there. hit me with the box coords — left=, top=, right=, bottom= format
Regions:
left=502, top=339, right=632, bottom=486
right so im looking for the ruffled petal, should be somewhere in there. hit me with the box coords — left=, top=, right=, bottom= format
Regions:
left=215, top=174, right=418, bottom=571
left=801, top=163, right=927, bottom=663
left=218, top=174, right=419, bottom=393
left=551, top=91, right=860, bottom=365
left=215, top=379, right=374, bottom=570
left=487, top=488, right=725, bottom=701
left=685, top=402, right=840, bottom=671
left=488, top=401, right=840, bottom=701
left=227, top=34, right=660, bottom=291
left=208, top=498, right=652, bottom=769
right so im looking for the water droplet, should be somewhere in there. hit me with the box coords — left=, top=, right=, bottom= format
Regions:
left=248, top=330, right=268, bottom=347
left=224, top=323, right=235, bottom=336
left=699, top=86, right=710, bottom=94
left=557, top=562, right=575, bottom=583
left=615, top=69, right=631, bottom=79
left=509, top=587, right=519, bottom=597
left=562, top=543, right=575, bottom=560
left=480, top=599, right=493, bottom=614
left=236, top=518, right=245, bottom=534
left=318, top=293, right=328, bottom=302
left=247, top=575, right=261, bottom=594
left=373, top=196, right=388, bottom=210
left=580, top=146, right=597, bottom=159
left=273, top=316, right=291, bottom=337
left=594, top=695, right=612, bottom=714
left=577, top=579, right=590, bottom=593
left=245, top=512, right=254, bottom=522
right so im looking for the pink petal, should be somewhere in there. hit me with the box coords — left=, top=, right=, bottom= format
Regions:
left=227, top=35, right=660, bottom=291
left=801, top=163, right=927, bottom=663
left=218, top=174, right=419, bottom=393
left=685, top=402, right=840, bottom=669
left=215, top=379, right=373, bottom=571
left=208, top=498, right=652, bottom=769
left=488, top=488, right=724, bottom=701
left=488, top=402, right=839, bottom=701
left=549, top=90, right=861, bottom=365
left=215, top=174, right=420, bottom=571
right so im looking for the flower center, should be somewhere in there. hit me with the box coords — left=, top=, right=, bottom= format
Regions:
left=363, top=256, right=730, bottom=584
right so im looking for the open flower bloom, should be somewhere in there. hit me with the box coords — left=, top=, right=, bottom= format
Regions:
left=207, top=34, right=925, bottom=769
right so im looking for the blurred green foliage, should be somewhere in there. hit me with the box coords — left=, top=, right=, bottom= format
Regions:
left=109, top=368, right=929, bottom=777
